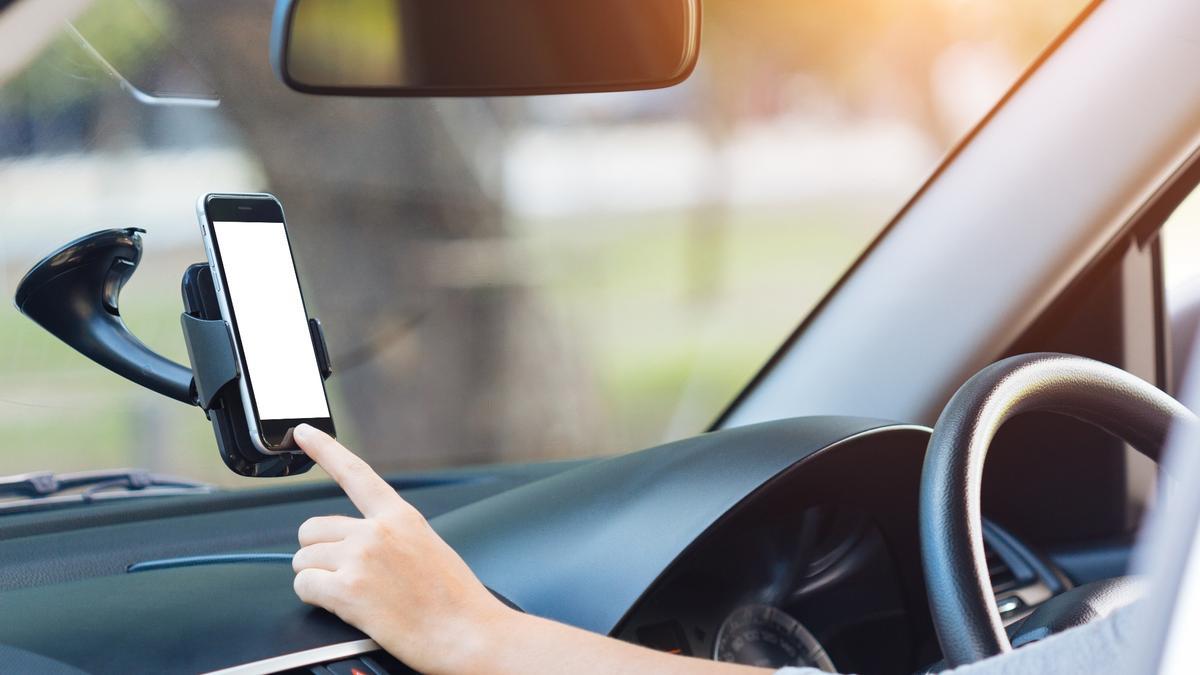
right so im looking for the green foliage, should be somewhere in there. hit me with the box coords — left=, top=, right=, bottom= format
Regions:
left=698, top=0, right=1087, bottom=140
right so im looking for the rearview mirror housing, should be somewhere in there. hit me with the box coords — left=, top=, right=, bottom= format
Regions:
left=270, top=0, right=701, bottom=97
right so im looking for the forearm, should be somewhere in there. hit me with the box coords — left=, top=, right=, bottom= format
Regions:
left=441, top=606, right=771, bottom=675
left=291, top=426, right=774, bottom=675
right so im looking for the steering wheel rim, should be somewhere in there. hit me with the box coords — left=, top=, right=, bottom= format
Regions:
left=919, top=352, right=1195, bottom=667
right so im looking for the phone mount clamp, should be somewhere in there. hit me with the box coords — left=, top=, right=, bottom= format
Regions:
left=13, top=228, right=329, bottom=477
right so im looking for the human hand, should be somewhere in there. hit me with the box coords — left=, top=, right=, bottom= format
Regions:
left=291, top=424, right=513, bottom=675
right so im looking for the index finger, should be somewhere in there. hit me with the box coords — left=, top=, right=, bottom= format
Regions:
left=294, top=424, right=399, bottom=517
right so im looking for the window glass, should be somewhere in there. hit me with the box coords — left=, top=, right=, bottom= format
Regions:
left=0, top=0, right=1087, bottom=485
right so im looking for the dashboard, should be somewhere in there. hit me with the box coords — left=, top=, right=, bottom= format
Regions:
left=0, top=417, right=1075, bottom=674
left=616, top=506, right=908, bottom=671
left=614, top=422, right=933, bottom=673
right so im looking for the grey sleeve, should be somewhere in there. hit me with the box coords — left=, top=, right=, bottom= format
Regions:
left=944, top=607, right=1136, bottom=675
left=774, top=607, right=1136, bottom=675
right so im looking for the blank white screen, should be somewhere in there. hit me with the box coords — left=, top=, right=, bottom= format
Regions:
left=213, top=221, right=329, bottom=420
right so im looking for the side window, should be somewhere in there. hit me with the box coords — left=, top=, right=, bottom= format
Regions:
left=1160, top=187, right=1200, bottom=388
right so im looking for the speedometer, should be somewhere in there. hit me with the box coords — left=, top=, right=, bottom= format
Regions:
left=713, top=604, right=836, bottom=671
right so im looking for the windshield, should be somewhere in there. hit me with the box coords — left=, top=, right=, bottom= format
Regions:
left=0, top=0, right=1085, bottom=487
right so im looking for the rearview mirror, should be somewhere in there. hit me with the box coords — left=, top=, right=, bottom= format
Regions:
left=270, top=0, right=701, bottom=96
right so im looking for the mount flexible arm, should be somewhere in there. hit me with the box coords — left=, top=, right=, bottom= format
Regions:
left=15, top=227, right=330, bottom=478
left=14, top=228, right=195, bottom=404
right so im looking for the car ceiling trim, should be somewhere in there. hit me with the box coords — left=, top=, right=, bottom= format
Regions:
left=203, top=638, right=380, bottom=675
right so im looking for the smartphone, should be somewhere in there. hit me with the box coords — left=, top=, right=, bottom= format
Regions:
left=196, top=193, right=335, bottom=453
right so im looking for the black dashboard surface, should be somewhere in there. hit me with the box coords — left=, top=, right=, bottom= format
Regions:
left=438, top=417, right=923, bottom=634
left=0, top=461, right=580, bottom=674
left=0, top=563, right=359, bottom=673
left=0, top=417, right=932, bottom=674
left=0, top=461, right=580, bottom=592
left=613, top=424, right=934, bottom=673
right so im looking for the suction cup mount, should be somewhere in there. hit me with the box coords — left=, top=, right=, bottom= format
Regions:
left=15, top=228, right=329, bottom=477
left=15, top=228, right=194, bottom=403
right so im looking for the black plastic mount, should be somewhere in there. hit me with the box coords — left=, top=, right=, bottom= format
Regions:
left=181, top=263, right=327, bottom=477
left=14, top=228, right=331, bottom=477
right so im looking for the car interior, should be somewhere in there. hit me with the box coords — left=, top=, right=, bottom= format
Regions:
left=1, top=0, right=1199, bottom=673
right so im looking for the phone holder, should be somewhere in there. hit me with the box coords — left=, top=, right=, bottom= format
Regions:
left=14, top=228, right=329, bottom=477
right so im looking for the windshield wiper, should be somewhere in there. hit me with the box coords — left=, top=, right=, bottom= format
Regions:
left=0, top=469, right=215, bottom=514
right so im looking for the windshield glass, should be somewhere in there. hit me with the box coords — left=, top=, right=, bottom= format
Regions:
left=0, top=0, right=1084, bottom=487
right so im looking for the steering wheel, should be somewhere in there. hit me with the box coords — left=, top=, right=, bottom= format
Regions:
left=919, top=353, right=1196, bottom=667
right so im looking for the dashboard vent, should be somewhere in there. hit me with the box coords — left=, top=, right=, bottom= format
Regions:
left=984, top=543, right=1018, bottom=593
left=982, top=521, right=1064, bottom=619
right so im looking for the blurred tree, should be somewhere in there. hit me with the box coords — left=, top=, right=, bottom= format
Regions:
left=162, top=0, right=602, bottom=468
left=0, top=0, right=1091, bottom=473
left=674, top=0, right=1087, bottom=320
left=700, top=0, right=1088, bottom=143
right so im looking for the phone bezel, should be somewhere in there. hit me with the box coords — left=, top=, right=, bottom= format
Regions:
left=200, top=193, right=335, bottom=453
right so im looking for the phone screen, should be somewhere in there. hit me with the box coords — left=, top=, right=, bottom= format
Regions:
left=210, top=219, right=331, bottom=439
